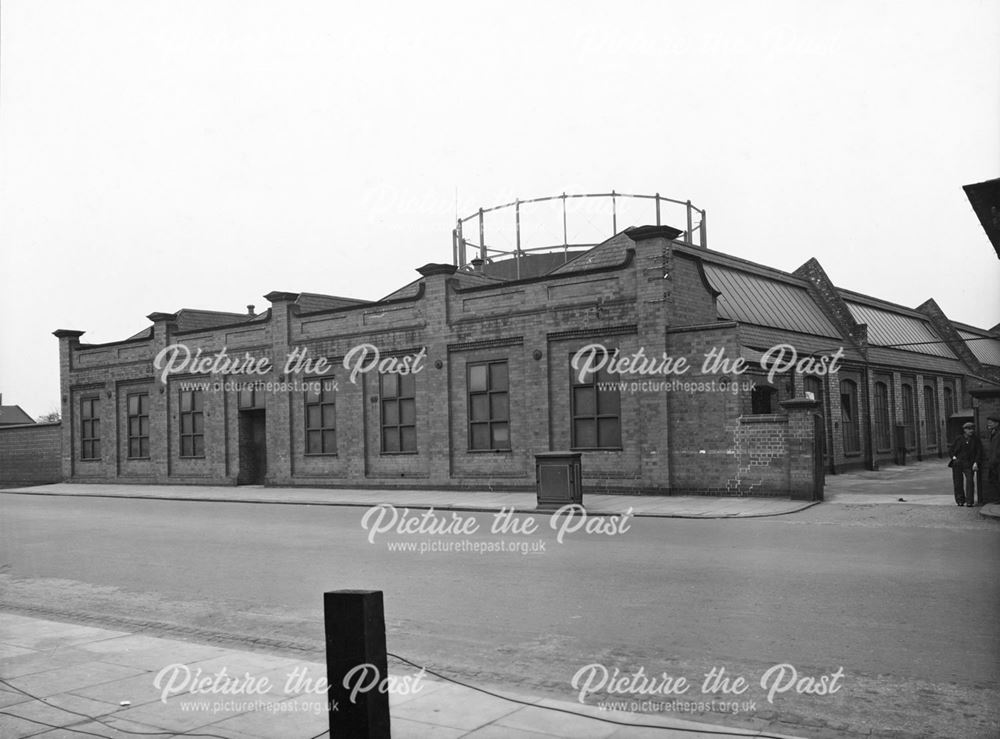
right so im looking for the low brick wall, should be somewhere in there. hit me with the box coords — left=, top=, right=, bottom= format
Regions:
left=729, top=414, right=791, bottom=496
left=0, top=422, right=62, bottom=487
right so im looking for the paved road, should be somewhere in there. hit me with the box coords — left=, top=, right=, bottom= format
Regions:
left=1, top=493, right=998, bottom=738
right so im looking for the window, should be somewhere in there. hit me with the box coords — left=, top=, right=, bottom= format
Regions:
left=381, top=372, right=416, bottom=453
left=238, top=386, right=264, bottom=410
left=943, top=386, right=955, bottom=423
left=840, top=379, right=860, bottom=454
left=571, top=364, right=620, bottom=449
left=127, top=393, right=150, bottom=459
left=179, top=390, right=205, bottom=458
left=80, top=397, right=100, bottom=460
left=468, top=361, right=510, bottom=450
left=803, top=376, right=822, bottom=402
left=924, top=385, right=938, bottom=447
left=751, top=385, right=776, bottom=414
left=873, top=382, right=891, bottom=453
left=305, top=385, right=336, bottom=455
left=901, top=383, right=915, bottom=448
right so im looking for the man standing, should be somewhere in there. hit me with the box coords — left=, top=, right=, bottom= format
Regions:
left=983, top=415, right=1000, bottom=504
left=950, top=422, right=982, bottom=506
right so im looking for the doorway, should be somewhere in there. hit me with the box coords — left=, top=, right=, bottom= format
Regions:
left=238, top=410, right=267, bottom=484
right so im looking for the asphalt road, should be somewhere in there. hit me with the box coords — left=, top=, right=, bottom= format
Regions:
left=1, top=493, right=998, bottom=738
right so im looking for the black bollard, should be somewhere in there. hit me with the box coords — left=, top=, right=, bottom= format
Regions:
left=324, top=590, right=391, bottom=738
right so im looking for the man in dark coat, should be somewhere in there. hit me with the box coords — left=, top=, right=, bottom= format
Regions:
left=983, top=415, right=1000, bottom=504
left=949, top=422, right=982, bottom=507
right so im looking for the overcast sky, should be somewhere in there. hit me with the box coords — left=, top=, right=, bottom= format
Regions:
left=2, top=0, right=998, bottom=418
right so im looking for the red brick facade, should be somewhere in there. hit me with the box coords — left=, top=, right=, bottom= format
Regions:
left=48, top=227, right=1000, bottom=494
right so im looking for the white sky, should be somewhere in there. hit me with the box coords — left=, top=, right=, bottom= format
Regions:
left=2, top=0, right=999, bottom=418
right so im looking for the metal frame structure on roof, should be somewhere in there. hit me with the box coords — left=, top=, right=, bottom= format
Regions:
left=452, top=191, right=707, bottom=278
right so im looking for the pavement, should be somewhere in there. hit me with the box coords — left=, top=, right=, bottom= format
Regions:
left=0, top=613, right=806, bottom=739
left=821, top=459, right=1000, bottom=517
left=4, top=458, right=998, bottom=519
left=1, top=482, right=819, bottom=519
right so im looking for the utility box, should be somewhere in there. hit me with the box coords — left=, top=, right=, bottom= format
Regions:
left=535, top=452, right=583, bottom=510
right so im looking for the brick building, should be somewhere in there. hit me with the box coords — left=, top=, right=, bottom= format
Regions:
left=0, top=395, right=35, bottom=426
left=0, top=395, right=61, bottom=487
left=51, top=214, right=1000, bottom=495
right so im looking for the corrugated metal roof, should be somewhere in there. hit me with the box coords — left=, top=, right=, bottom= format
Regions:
left=846, top=302, right=956, bottom=359
left=738, top=325, right=862, bottom=362
left=865, top=346, right=966, bottom=374
left=958, top=330, right=1000, bottom=367
left=703, top=265, right=841, bottom=338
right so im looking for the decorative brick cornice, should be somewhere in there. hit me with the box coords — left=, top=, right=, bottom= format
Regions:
left=52, top=329, right=85, bottom=339
left=146, top=312, right=177, bottom=323
left=625, top=225, right=684, bottom=242
left=447, top=336, right=524, bottom=353
left=416, top=263, right=458, bottom=277
left=547, top=324, right=638, bottom=341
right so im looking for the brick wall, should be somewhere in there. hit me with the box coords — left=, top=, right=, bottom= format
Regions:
left=729, top=415, right=789, bottom=496
left=0, top=422, right=62, bottom=487
left=47, top=236, right=817, bottom=497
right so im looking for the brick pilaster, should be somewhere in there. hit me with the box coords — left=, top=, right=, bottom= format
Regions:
left=52, top=329, right=85, bottom=480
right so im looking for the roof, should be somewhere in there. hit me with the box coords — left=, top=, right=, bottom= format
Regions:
left=703, top=264, right=841, bottom=338
left=174, top=309, right=254, bottom=333
left=451, top=271, right=505, bottom=288
left=957, top=329, right=1000, bottom=367
left=738, top=326, right=863, bottom=363
left=0, top=405, right=35, bottom=425
left=379, top=278, right=423, bottom=302
left=864, top=347, right=967, bottom=374
left=844, top=301, right=956, bottom=359
left=377, top=270, right=503, bottom=303
left=295, top=293, right=370, bottom=313
left=549, top=232, right=633, bottom=274
left=478, top=251, right=589, bottom=280
left=124, top=326, right=154, bottom=341
left=962, top=178, right=1000, bottom=257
